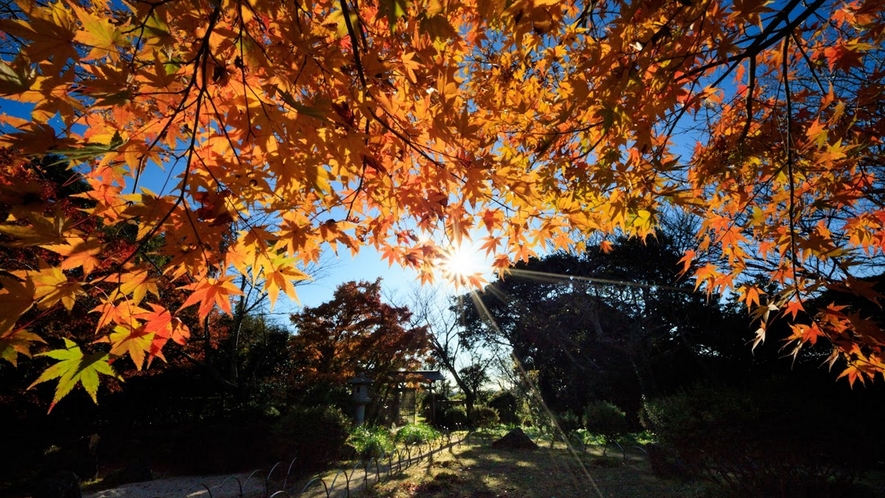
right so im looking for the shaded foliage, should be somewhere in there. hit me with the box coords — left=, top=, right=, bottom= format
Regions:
left=456, top=233, right=735, bottom=420
left=271, top=405, right=352, bottom=469
left=643, top=376, right=885, bottom=497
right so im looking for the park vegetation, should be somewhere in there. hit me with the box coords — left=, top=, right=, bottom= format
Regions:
left=2, top=0, right=885, bottom=495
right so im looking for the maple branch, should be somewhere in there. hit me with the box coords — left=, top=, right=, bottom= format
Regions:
left=335, top=0, right=378, bottom=221
left=233, top=13, right=255, bottom=142
left=738, top=54, right=756, bottom=146
left=132, top=5, right=222, bottom=192
left=115, top=6, right=223, bottom=282
left=782, top=36, right=802, bottom=305
left=339, top=0, right=367, bottom=90
left=125, top=0, right=178, bottom=71
left=676, top=0, right=828, bottom=84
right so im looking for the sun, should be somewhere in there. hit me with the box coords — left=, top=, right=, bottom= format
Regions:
left=437, top=242, right=487, bottom=289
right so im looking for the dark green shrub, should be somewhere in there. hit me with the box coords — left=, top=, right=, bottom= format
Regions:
left=436, top=405, right=468, bottom=430
left=583, top=401, right=628, bottom=444
left=395, top=423, right=441, bottom=445
left=348, top=425, right=394, bottom=459
left=556, top=410, right=583, bottom=434
left=487, top=391, right=520, bottom=425
left=470, top=405, right=499, bottom=428
left=271, top=405, right=352, bottom=469
left=644, top=382, right=863, bottom=497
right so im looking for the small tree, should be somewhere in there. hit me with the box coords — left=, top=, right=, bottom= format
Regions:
left=287, top=279, right=430, bottom=420
left=584, top=401, right=629, bottom=447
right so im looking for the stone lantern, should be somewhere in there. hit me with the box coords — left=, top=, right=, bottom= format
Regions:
left=348, top=374, right=373, bottom=426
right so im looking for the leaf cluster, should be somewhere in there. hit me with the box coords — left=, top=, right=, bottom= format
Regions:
left=2, top=0, right=885, bottom=406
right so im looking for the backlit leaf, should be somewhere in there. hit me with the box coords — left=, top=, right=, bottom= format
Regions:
left=28, top=338, right=120, bottom=412
left=179, top=276, right=244, bottom=320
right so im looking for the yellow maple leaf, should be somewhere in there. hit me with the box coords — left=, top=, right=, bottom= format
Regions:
left=30, top=266, right=84, bottom=311
left=70, top=3, right=127, bottom=61
left=0, top=329, right=45, bottom=366
left=263, top=256, right=309, bottom=308
left=0, top=209, right=69, bottom=247
left=103, top=325, right=153, bottom=371
left=117, top=268, right=160, bottom=304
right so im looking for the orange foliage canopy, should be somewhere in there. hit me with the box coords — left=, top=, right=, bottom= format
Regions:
left=1, top=0, right=885, bottom=404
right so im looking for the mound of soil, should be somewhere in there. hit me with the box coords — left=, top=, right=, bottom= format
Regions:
left=491, top=428, right=539, bottom=451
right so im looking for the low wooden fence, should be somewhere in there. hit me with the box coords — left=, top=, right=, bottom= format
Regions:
left=181, top=431, right=465, bottom=498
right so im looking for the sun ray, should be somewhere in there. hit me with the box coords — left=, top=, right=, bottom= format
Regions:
left=437, top=241, right=489, bottom=289
left=465, top=287, right=606, bottom=498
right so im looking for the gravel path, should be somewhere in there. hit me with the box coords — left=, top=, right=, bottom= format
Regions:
left=82, top=473, right=267, bottom=498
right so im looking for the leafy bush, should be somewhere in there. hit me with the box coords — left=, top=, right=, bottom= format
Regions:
left=644, top=382, right=865, bottom=497
left=436, top=405, right=468, bottom=430
left=583, top=401, right=628, bottom=444
left=271, top=405, right=352, bottom=469
left=395, top=423, right=441, bottom=445
left=348, top=425, right=394, bottom=459
left=470, top=405, right=499, bottom=428
left=556, top=410, right=583, bottom=434
left=487, top=391, right=520, bottom=425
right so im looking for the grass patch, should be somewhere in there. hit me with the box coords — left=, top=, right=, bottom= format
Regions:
left=364, top=438, right=714, bottom=498
left=394, top=424, right=441, bottom=445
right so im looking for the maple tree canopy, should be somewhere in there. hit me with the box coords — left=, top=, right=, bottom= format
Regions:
left=1, top=0, right=884, bottom=407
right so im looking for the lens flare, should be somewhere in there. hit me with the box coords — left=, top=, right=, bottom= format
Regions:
left=438, top=242, right=487, bottom=288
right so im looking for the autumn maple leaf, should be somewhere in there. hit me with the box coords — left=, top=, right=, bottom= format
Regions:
left=0, top=329, right=46, bottom=367
left=70, top=3, right=127, bottom=61
left=823, top=42, right=871, bottom=72
left=28, top=265, right=84, bottom=310
left=91, top=299, right=148, bottom=331
left=783, top=299, right=805, bottom=320
left=28, top=338, right=120, bottom=412
left=42, top=235, right=103, bottom=275
left=138, top=304, right=190, bottom=367
left=103, top=325, right=153, bottom=371
left=179, top=276, right=243, bottom=320
left=0, top=274, right=36, bottom=337
left=0, top=210, right=69, bottom=247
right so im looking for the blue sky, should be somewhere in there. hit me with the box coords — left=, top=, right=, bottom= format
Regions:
left=293, top=248, right=422, bottom=309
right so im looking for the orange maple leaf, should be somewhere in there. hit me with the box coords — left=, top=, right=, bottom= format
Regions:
left=42, top=235, right=103, bottom=275
left=783, top=299, right=805, bottom=320
left=0, top=274, right=36, bottom=336
left=740, top=285, right=762, bottom=310
left=677, top=250, right=695, bottom=276
left=139, top=304, right=190, bottom=367
left=91, top=299, right=148, bottom=331
left=179, top=276, right=243, bottom=320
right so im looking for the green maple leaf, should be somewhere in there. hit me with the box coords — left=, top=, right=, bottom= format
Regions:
left=28, top=338, right=120, bottom=412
